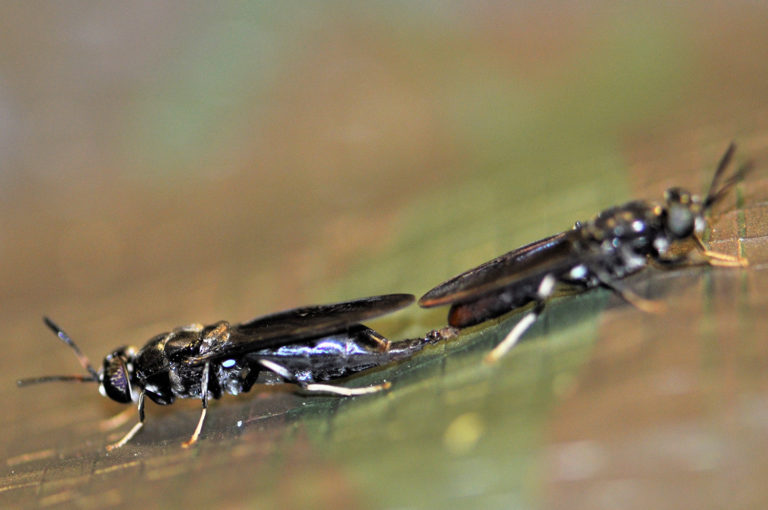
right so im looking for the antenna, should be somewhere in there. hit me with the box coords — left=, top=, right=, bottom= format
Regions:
left=16, top=317, right=100, bottom=387
left=704, top=143, right=754, bottom=209
left=705, top=142, right=736, bottom=203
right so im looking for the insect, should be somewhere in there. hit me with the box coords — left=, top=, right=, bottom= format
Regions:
left=18, top=293, right=435, bottom=450
left=419, top=143, right=752, bottom=364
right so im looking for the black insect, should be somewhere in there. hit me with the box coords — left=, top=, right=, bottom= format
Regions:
left=18, top=293, right=434, bottom=449
left=419, top=143, right=752, bottom=363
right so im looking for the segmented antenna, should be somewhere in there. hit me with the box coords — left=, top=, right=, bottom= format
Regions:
left=705, top=142, right=736, bottom=201
left=17, top=374, right=99, bottom=387
left=16, top=317, right=99, bottom=387
left=704, top=143, right=754, bottom=209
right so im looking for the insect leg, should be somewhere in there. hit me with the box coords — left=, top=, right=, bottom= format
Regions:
left=106, top=390, right=146, bottom=451
left=257, top=359, right=391, bottom=396
left=693, top=236, right=748, bottom=267
left=182, top=361, right=210, bottom=448
left=484, top=274, right=556, bottom=364
left=363, top=329, right=391, bottom=352
left=595, top=271, right=666, bottom=314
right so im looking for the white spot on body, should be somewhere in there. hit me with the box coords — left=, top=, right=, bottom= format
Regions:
left=654, top=236, right=669, bottom=255
left=537, top=274, right=556, bottom=298
left=169, top=370, right=184, bottom=394
left=695, top=216, right=706, bottom=235
left=624, top=253, right=646, bottom=271
left=569, top=264, right=588, bottom=280
left=221, top=359, right=236, bottom=368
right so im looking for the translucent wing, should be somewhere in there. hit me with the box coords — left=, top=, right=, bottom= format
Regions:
left=419, top=230, right=580, bottom=308
left=186, top=293, right=414, bottom=364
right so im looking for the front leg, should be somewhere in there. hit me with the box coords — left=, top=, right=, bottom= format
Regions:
left=594, top=269, right=666, bottom=314
left=106, top=390, right=146, bottom=451
left=181, top=361, right=210, bottom=448
left=653, top=237, right=748, bottom=269
left=694, top=236, right=748, bottom=267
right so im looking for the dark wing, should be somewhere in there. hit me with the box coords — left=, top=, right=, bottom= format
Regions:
left=186, top=293, right=414, bottom=364
left=419, top=230, right=580, bottom=307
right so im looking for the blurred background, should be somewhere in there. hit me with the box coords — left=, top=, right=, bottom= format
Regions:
left=3, top=2, right=768, bottom=509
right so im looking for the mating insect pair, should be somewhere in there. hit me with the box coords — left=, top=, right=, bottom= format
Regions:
left=18, top=294, right=445, bottom=450
left=20, top=143, right=752, bottom=449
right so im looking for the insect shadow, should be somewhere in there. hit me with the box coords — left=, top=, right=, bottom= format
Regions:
left=18, top=294, right=444, bottom=450
left=419, top=143, right=753, bottom=363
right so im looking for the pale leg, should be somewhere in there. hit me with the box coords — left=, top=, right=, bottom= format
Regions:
left=258, top=359, right=391, bottom=396
left=106, top=391, right=146, bottom=451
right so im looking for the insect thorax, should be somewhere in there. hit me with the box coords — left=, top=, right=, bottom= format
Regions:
left=579, top=200, right=667, bottom=278
left=132, top=322, right=269, bottom=404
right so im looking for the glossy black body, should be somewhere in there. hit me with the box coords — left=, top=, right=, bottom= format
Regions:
left=20, top=294, right=428, bottom=404
left=419, top=145, right=750, bottom=328
left=135, top=318, right=427, bottom=406
left=20, top=293, right=436, bottom=448
left=110, top=293, right=423, bottom=406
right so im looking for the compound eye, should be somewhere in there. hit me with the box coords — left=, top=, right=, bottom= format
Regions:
left=668, top=205, right=694, bottom=238
left=102, top=355, right=133, bottom=403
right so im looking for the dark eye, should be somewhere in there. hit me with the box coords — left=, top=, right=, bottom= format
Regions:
left=667, top=205, right=694, bottom=238
left=102, top=356, right=132, bottom=403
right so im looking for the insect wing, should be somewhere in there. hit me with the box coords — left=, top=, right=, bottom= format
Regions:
left=419, top=230, right=580, bottom=307
left=186, top=293, right=415, bottom=364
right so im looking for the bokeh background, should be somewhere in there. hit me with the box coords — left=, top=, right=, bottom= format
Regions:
left=3, top=2, right=768, bottom=509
